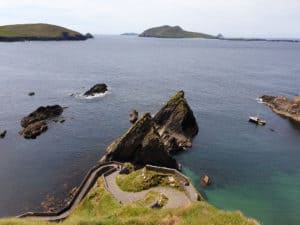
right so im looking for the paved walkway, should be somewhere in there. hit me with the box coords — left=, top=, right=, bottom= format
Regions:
left=104, top=171, right=191, bottom=208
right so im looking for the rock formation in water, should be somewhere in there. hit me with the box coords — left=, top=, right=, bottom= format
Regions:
left=100, top=113, right=179, bottom=169
left=84, top=84, right=108, bottom=96
left=20, top=105, right=63, bottom=139
left=100, top=91, right=199, bottom=169
left=129, top=110, right=139, bottom=124
left=200, top=174, right=212, bottom=186
left=261, top=95, right=300, bottom=122
left=0, top=130, right=7, bottom=138
left=154, top=91, right=199, bottom=153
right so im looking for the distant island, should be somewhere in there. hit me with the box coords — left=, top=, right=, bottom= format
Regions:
left=0, top=23, right=93, bottom=42
left=139, top=25, right=216, bottom=39
left=121, top=32, right=139, bottom=36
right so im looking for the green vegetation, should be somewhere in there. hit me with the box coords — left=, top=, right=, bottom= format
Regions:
left=0, top=23, right=86, bottom=40
left=116, top=167, right=183, bottom=192
left=139, top=25, right=216, bottom=39
left=0, top=178, right=259, bottom=225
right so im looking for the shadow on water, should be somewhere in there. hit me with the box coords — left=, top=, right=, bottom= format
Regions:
left=288, top=120, right=300, bottom=133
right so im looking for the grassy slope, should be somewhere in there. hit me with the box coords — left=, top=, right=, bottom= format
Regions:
left=0, top=23, right=82, bottom=38
left=140, top=25, right=216, bottom=39
left=116, top=168, right=183, bottom=192
left=0, top=178, right=259, bottom=225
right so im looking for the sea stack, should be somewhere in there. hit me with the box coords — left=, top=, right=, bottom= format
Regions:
left=154, top=91, right=199, bottom=153
left=100, top=113, right=179, bottom=169
left=100, top=90, right=199, bottom=169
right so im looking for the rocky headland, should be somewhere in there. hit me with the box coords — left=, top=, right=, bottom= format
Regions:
left=100, top=91, right=198, bottom=169
left=20, top=105, right=64, bottom=139
left=0, top=23, right=92, bottom=42
left=261, top=95, right=300, bottom=122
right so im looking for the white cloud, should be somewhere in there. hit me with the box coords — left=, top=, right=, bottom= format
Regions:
left=0, top=0, right=299, bottom=38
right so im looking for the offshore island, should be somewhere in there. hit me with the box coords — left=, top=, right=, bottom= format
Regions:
left=0, top=23, right=93, bottom=42
left=0, top=91, right=259, bottom=225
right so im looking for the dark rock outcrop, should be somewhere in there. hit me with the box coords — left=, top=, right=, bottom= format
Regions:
left=154, top=91, right=198, bottom=153
left=19, top=121, right=48, bottom=139
left=84, top=84, right=108, bottom=96
left=28, top=92, right=35, bottom=96
left=261, top=95, right=300, bottom=122
left=20, top=105, right=63, bottom=139
left=0, top=130, right=7, bottom=138
left=85, top=33, right=94, bottom=39
left=129, top=110, right=139, bottom=124
left=21, top=105, right=63, bottom=128
left=100, top=113, right=179, bottom=169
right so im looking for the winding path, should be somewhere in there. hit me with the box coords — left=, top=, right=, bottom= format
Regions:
left=104, top=170, right=192, bottom=208
left=17, top=162, right=120, bottom=221
left=16, top=162, right=199, bottom=221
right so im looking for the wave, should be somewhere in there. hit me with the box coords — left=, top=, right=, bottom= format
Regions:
left=256, top=97, right=263, bottom=104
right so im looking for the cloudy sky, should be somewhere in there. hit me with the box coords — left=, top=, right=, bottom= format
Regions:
left=1, top=0, right=299, bottom=38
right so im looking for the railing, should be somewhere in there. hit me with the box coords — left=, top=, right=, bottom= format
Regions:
left=17, top=161, right=122, bottom=221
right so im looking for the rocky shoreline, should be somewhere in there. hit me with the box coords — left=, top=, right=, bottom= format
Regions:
left=261, top=95, right=300, bottom=122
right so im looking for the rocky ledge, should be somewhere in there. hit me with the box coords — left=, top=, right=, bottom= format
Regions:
left=100, top=91, right=198, bottom=169
left=84, top=83, right=108, bottom=96
left=261, top=95, right=300, bottom=122
left=20, top=105, right=63, bottom=139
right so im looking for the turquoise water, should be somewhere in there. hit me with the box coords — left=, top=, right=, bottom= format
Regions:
left=0, top=36, right=300, bottom=224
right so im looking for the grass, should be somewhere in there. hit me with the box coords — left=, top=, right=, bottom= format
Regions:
left=0, top=178, right=259, bottom=225
left=0, top=23, right=82, bottom=38
left=116, top=167, right=183, bottom=192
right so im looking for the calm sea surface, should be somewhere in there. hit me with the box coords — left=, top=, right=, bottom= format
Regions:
left=0, top=36, right=300, bottom=225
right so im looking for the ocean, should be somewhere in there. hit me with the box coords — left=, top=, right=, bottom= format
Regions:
left=0, top=35, right=300, bottom=225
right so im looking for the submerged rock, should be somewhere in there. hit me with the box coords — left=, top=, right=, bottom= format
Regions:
left=261, top=95, right=300, bottom=122
left=100, top=113, right=179, bottom=169
left=129, top=110, right=138, bottom=124
left=84, top=84, right=107, bottom=96
left=153, top=91, right=198, bottom=153
left=0, top=130, right=7, bottom=138
left=20, top=105, right=63, bottom=139
left=200, top=175, right=212, bottom=186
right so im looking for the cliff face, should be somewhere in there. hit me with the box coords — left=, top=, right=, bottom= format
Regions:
left=100, top=113, right=179, bottom=169
left=261, top=95, right=300, bottom=122
left=100, top=91, right=199, bottom=169
left=154, top=91, right=199, bottom=153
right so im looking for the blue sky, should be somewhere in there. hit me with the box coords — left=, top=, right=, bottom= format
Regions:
left=1, top=0, right=299, bottom=38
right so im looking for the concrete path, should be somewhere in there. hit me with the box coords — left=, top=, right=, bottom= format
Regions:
left=104, top=171, right=191, bottom=208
